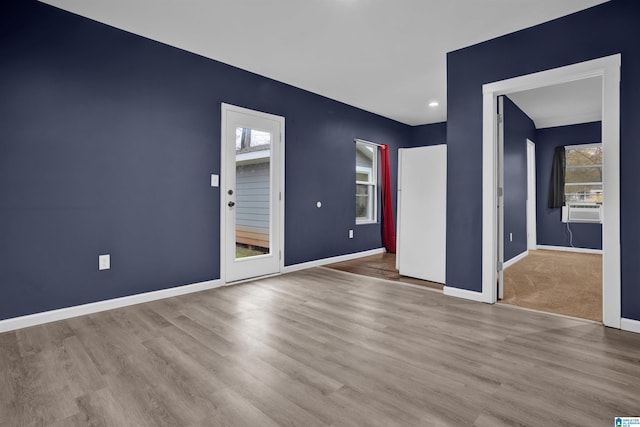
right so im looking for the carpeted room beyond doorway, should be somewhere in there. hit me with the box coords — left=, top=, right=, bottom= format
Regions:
left=502, top=249, right=602, bottom=322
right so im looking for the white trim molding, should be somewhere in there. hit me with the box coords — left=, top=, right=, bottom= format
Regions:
left=621, top=318, right=640, bottom=334
left=0, top=279, right=222, bottom=333
left=0, top=247, right=386, bottom=333
left=282, top=248, right=385, bottom=274
left=536, top=245, right=602, bottom=255
left=481, top=53, right=621, bottom=329
left=504, top=250, right=529, bottom=269
left=443, top=286, right=487, bottom=303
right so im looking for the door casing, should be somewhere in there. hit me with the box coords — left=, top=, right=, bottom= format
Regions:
left=526, top=139, right=537, bottom=250
left=220, top=103, right=285, bottom=284
left=481, top=54, right=620, bottom=328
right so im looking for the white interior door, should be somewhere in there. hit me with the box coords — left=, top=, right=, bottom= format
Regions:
left=497, top=96, right=505, bottom=299
left=221, top=104, right=283, bottom=283
left=526, top=139, right=537, bottom=250
left=397, top=145, right=447, bottom=284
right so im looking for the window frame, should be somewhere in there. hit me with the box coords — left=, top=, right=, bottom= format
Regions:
left=355, top=139, right=379, bottom=224
left=564, top=142, right=603, bottom=204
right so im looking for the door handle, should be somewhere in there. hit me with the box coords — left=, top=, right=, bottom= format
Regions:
left=228, top=201, right=235, bottom=207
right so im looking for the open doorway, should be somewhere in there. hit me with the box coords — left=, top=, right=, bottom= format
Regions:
left=481, top=54, right=621, bottom=328
left=526, top=139, right=536, bottom=251
left=498, top=85, right=603, bottom=321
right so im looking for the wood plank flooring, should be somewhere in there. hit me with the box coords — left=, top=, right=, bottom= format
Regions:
left=326, top=252, right=443, bottom=291
left=1, top=267, right=639, bottom=426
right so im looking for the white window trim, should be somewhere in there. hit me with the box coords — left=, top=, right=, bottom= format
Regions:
left=355, top=139, right=378, bottom=224
left=566, top=142, right=601, bottom=150
left=564, top=143, right=603, bottom=203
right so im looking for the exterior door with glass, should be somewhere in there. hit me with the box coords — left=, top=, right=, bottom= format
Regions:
left=221, top=104, right=283, bottom=283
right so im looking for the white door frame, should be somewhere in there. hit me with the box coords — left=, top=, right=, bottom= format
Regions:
left=481, top=54, right=621, bottom=328
left=220, top=103, right=285, bottom=284
left=526, top=139, right=537, bottom=250
left=497, top=96, right=505, bottom=300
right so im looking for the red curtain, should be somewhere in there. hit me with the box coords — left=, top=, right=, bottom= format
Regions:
left=379, top=144, right=396, bottom=253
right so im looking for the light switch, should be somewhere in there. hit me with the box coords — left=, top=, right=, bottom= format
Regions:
left=211, top=174, right=219, bottom=187
left=99, top=254, right=110, bottom=271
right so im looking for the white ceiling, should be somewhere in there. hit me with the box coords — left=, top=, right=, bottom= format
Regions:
left=40, top=0, right=609, bottom=126
left=508, top=76, right=603, bottom=129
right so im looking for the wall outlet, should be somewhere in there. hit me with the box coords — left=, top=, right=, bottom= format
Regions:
left=349, top=229, right=354, bottom=239
left=99, top=254, right=110, bottom=270
left=211, top=174, right=219, bottom=187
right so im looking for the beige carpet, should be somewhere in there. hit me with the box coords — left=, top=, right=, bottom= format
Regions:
left=502, top=249, right=602, bottom=322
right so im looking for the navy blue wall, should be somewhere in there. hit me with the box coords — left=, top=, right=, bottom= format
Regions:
left=446, top=0, right=640, bottom=320
left=411, top=122, right=447, bottom=147
left=503, top=97, right=534, bottom=261
left=536, top=122, right=603, bottom=250
left=0, top=1, right=412, bottom=320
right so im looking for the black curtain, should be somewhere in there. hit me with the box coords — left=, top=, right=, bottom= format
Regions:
left=548, top=146, right=566, bottom=208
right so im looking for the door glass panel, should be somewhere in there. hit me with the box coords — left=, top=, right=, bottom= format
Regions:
left=235, top=127, right=271, bottom=259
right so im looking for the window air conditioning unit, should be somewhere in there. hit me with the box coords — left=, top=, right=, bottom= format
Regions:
left=562, top=203, right=602, bottom=224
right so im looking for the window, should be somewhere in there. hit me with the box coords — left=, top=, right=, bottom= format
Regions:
left=355, top=140, right=378, bottom=223
left=235, top=127, right=270, bottom=150
left=565, top=143, right=603, bottom=204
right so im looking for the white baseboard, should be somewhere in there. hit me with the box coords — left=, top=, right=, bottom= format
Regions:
left=621, top=318, right=640, bottom=334
left=504, top=250, right=529, bottom=269
left=0, top=248, right=386, bottom=333
left=282, top=248, right=385, bottom=273
left=0, top=278, right=223, bottom=333
left=536, top=245, right=602, bottom=254
left=443, top=286, right=487, bottom=303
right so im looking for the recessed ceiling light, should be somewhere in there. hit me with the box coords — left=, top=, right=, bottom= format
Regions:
left=428, top=101, right=439, bottom=108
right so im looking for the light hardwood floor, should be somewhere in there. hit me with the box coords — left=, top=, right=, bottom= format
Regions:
left=326, top=252, right=443, bottom=291
left=1, top=267, right=639, bottom=426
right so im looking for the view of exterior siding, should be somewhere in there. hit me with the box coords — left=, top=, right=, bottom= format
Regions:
left=236, top=159, right=270, bottom=249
